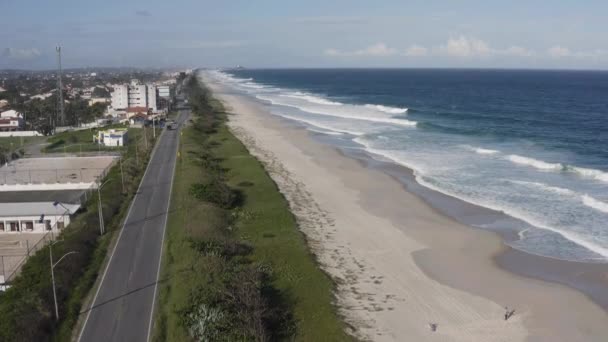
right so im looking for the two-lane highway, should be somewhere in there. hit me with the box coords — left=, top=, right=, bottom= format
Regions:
left=78, top=109, right=187, bottom=342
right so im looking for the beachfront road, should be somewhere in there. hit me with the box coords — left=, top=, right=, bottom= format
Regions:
left=78, top=109, right=188, bottom=342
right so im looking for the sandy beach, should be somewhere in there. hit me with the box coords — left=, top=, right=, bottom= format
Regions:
left=204, top=75, right=608, bottom=341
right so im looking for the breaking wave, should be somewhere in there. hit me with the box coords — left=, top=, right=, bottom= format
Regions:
left=582, top=195, right=608, bottom=214
left=364, top=104, right=408, bottom=114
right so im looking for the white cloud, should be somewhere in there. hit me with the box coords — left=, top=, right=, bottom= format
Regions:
left=325, top=43, right=397, bottom=57
left=438, top=36, right=492, bottom=57
left=404, top=45, right=428, bottom=57
left=548, top=45, right=571, bottom=58
left=357, top=43, right=397, bottom=56
left=324, top=37, right=607, bottom=62
left=547, top=46, right=607, bottom=59
left=167, top=41, right=247, bottom=49
left=2, top=47, right=41, bottom=60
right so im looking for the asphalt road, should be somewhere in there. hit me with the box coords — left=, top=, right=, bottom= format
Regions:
left=78, top=110, right=188, bottom=342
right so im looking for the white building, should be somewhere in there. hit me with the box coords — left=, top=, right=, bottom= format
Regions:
left=157, top=85, right=170, bottom=98
left=111, top=84, right=129, bottom=110
left=110, top=81, right=159, bottom=112
left=128, top=84, right=147, bottom=108
left=96, top=128, right=128, bottom=147
left=0, top=110, right=23, bottom=131
left=88, top=97, right=110, bottom=106
left=0, top=202, right=80, bottom=233
left=147, top=85, right=158, bottom=112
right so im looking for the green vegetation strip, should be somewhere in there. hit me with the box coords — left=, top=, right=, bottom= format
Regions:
left=154, top=76, right=351, bottom=341
left=0, top=126, right=159, bottom=341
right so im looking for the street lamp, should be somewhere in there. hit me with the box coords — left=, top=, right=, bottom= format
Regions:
left=49, top=241, right=77, bottom=321
left=97, top=179, right=112, bottom=235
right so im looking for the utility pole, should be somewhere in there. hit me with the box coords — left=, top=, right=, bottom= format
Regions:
left=56, top=46, right=65, bottom=127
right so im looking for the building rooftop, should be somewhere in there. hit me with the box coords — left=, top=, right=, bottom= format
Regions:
left=0, top=202, right=80, bottom=217
left=0, top=110, right=21, bottom=118
left=126, top=106, right=149, bottom=113
left=0, top=190, right=86, bottom=204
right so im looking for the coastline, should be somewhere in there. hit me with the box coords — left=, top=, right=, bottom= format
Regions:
left=203, top=75, right=608, bottom=341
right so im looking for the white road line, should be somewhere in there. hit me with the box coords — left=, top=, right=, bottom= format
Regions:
left=77, top=128, right=167, bottom=342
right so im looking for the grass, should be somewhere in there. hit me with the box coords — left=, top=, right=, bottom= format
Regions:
left=154, top=88, right=350, bottom=340
left=43, top=125, right=161, bottom=153
left=0, top=136, right=45, bottom=151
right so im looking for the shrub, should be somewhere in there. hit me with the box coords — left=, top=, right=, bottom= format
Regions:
left=190, top=179, right=239, bottom=209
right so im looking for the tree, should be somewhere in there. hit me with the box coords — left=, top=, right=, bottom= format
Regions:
left=92, top=87, right=110, bottom=98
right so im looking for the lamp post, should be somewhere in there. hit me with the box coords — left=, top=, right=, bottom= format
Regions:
left=152, top=116, right=156, bottom=138
left=49, top=242, right=77, bottom=321
left=44, top=202, right=77, bottom=321
left=97, top=179, right=111, bottom=235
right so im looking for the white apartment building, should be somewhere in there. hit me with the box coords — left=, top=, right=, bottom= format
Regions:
left=157, top=85, right=170, bottom=98
left=111, top=84, right=129, bottom=109
left=110, top=80, right=158, bottom=112
left=147, top=85, right=158, bottom=112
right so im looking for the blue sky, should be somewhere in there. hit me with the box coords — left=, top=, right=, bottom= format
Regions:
left=1, top=0, right=607, bottom=69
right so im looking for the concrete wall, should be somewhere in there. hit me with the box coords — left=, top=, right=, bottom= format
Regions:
left=0, top=131, right=42, bottom=137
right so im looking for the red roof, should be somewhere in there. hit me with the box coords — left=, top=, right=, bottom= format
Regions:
left=130, top=113, right=148, bottom=120
left=126, top=106, right=149, bottom=113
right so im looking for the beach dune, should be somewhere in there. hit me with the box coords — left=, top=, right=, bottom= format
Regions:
left=203, top=73, right=608, bottom=342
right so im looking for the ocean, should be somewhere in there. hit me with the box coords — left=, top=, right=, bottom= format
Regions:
left=207, top=68, right=608, bottom=263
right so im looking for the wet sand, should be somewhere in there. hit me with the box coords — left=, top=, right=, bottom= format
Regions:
left=204, top=74, right=608, bottom=341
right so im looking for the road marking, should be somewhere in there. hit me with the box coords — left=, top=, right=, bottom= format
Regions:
left=77, top=128, right=168, bottom=342
left=146, top=112, right=184, bottom=342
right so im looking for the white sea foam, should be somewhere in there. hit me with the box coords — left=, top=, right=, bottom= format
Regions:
left=307, top=128, right=344, bottom=136
left=463, top=145, right=500, bottom=155
left=414, top=175, right=608, bottom=260
left=582, top=195, right=608, bottom=214
left=281, top=92, right=343, bottom=106
left=364, top=104, right=408, bottom=114
left=241, top=82, right=267, bottom=89
left=352, top=138, right=608, bottom=261
left=506, top=155, right=608, bottom=184
left=509, top=180, right=575, bottom=195
left=475, top=148, right=499, bottom=155
left=571, top=166, right=608, bottom=183
left=276, top=113, right=365, bottom=136
left=256, top=95, right=417, bottom=127
left=507, top=155, right=562, bottom=170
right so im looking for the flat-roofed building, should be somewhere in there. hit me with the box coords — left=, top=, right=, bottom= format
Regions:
left=0, top=202, right=80, bottom=234
left=96, top=128, right=128, bottom=147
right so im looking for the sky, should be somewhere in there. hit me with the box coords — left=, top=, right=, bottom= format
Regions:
left=1, top=0, right=608, bottom=70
